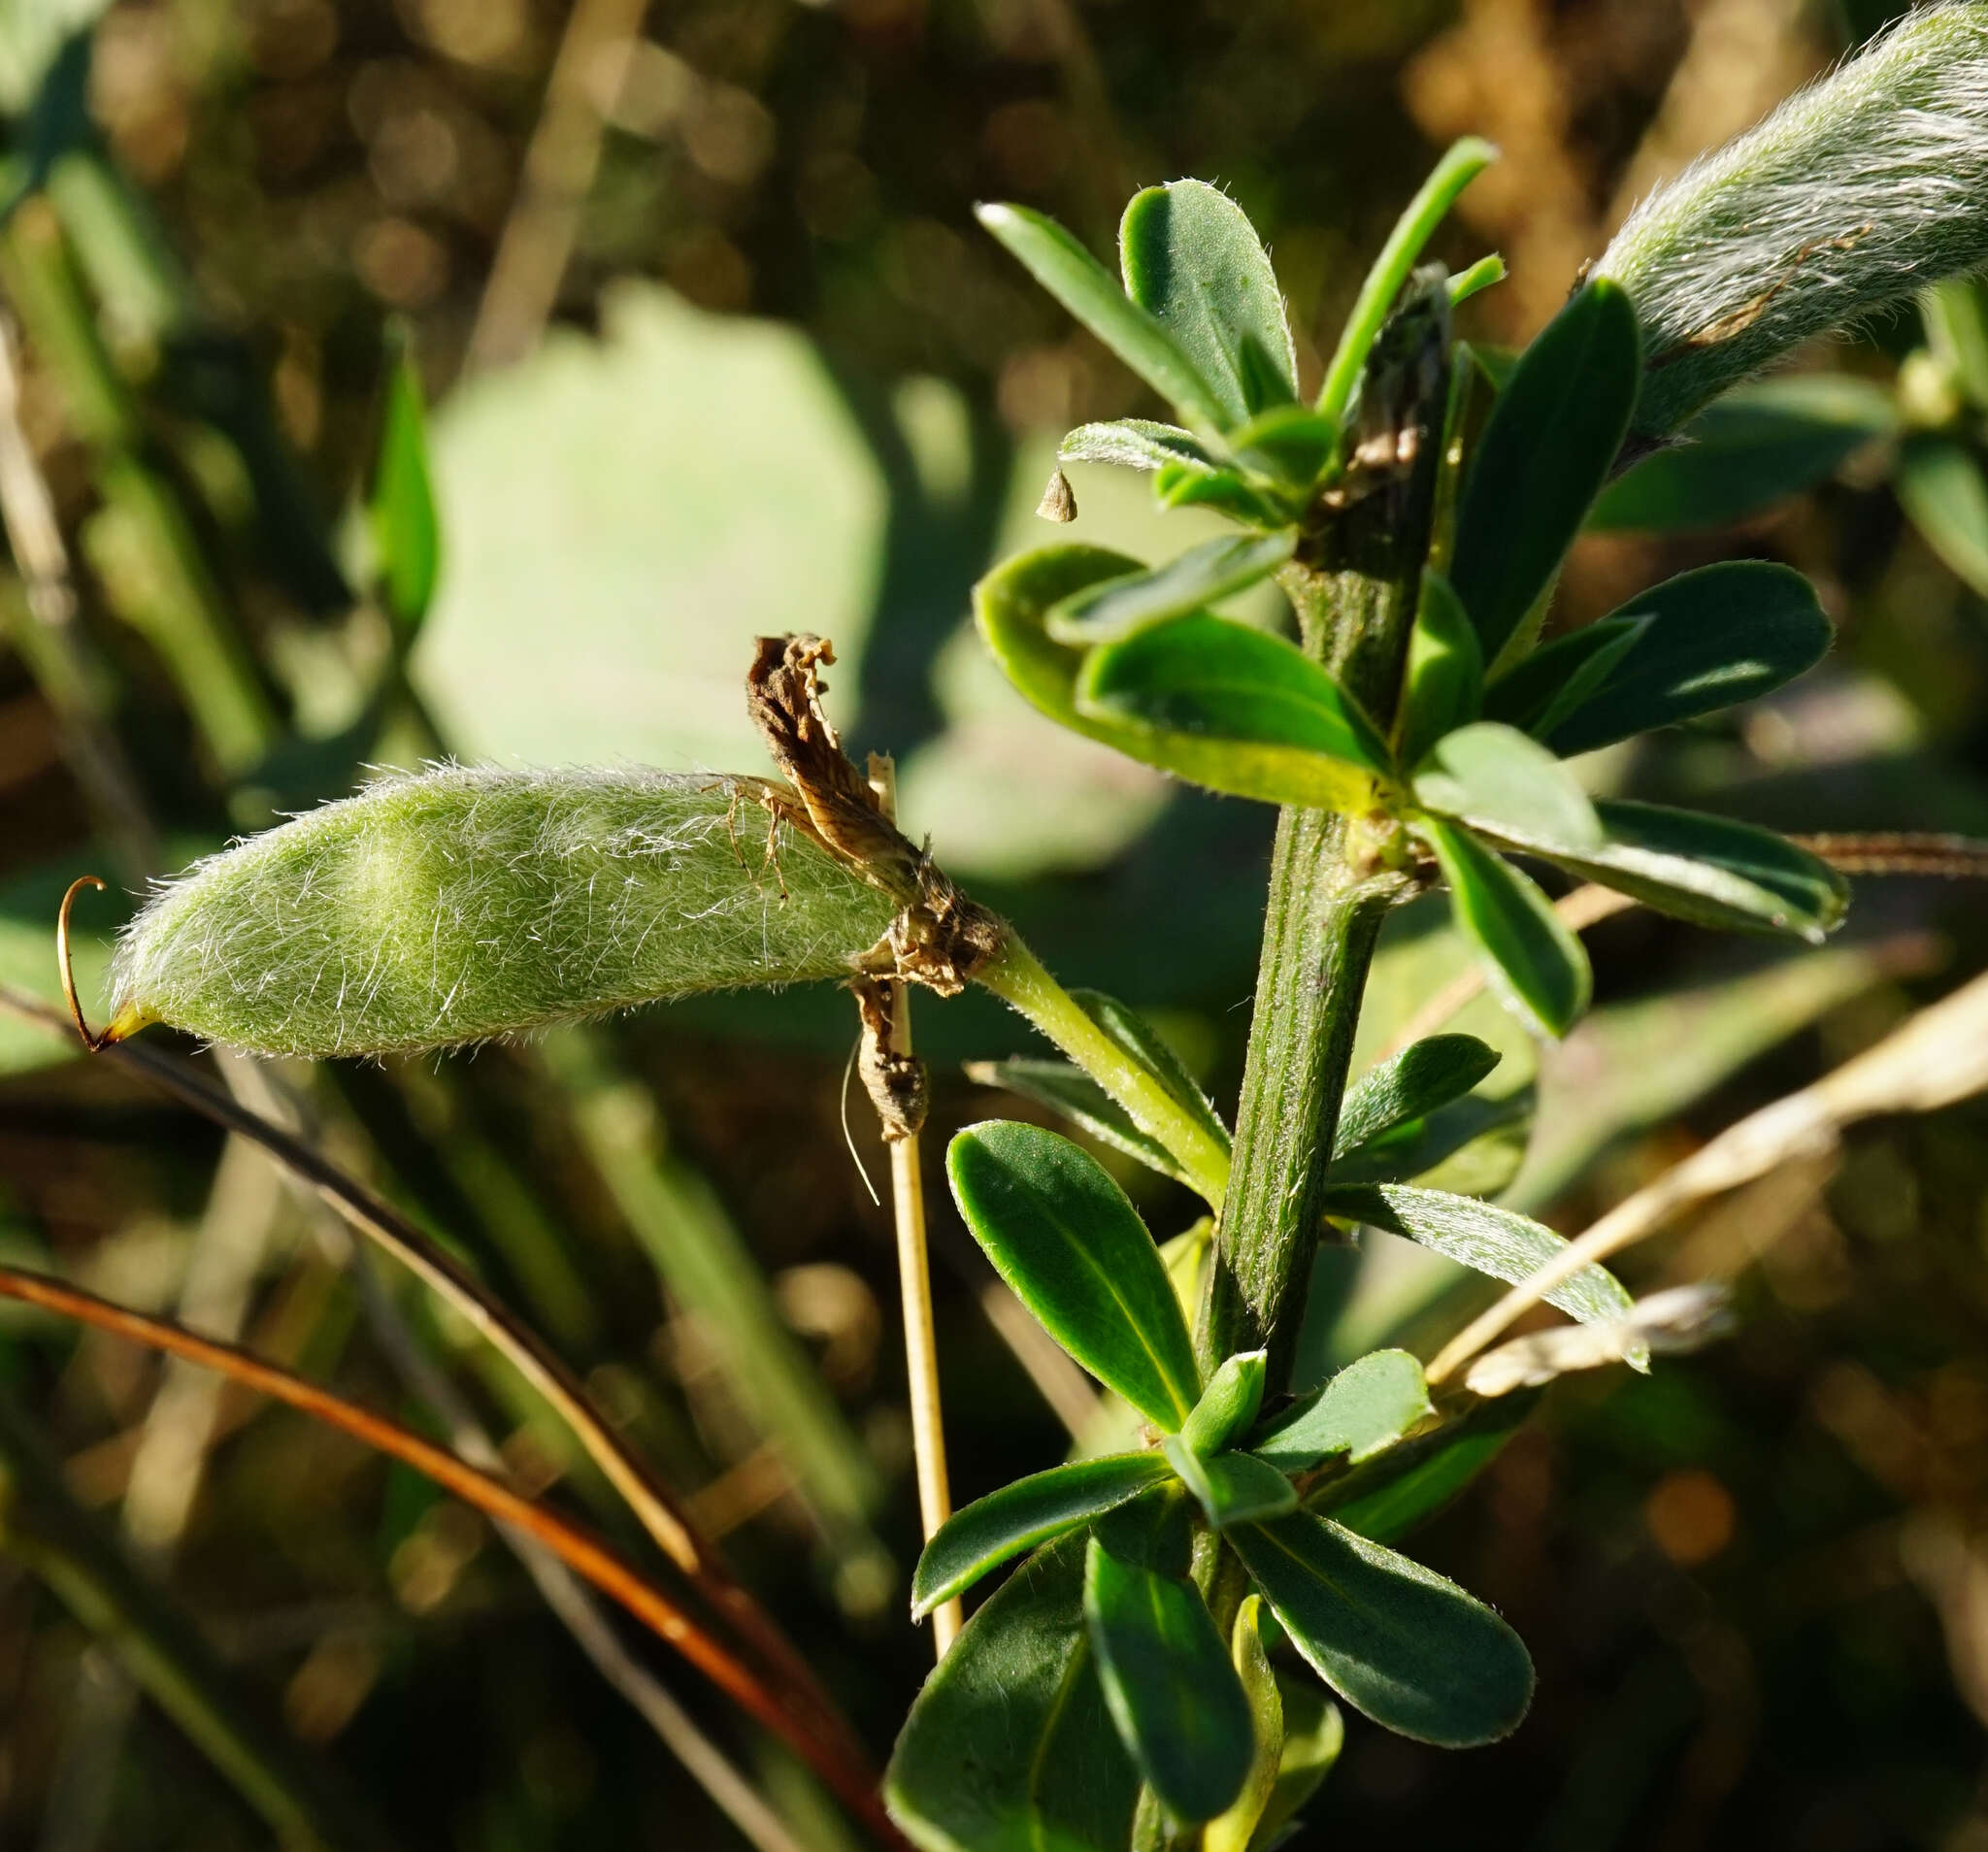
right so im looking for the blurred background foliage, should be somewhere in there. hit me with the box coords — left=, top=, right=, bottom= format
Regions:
left=4, top=0, right=1988, bottom=1847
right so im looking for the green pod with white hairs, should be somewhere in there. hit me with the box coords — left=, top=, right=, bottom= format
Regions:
left=109, top=766, right=898, bottom=1057
left=1599, top=2, right=1988, bottom=438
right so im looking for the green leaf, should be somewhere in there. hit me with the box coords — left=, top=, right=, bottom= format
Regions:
left=946, top=1122, right=1201, bottom=1430
left=1450, top=280, right=1642, bottom=663
left=1084, top=1538, right=1256, bottom=1823
left=965, top=1058, right=1190, bottom=1186
left=978, top=202, right=1230, bottom=437
left=1120, top=180, right=1298, bottom=428
left=1047, top=532, right=1296, bottom=646
left=1227, top=405, right=1340, bottom=488
left=1316, top=138, right=1498, bottom=435
left=1313, top=1393, right=1535, bottom=1545
left=1474, top=798, right=1849, bottom=944
left=367, top=328, right=441, bottom=633
left=1153, top=462, right=1287, bottom=524
left=1181, top=1350, right=1269, bottom=1458
left=1587, top=374, right=1898, bottom=531
left=1481, top=561, right=1834, bottom=757
left=1447, top=253, right=1507, bottom=308
left=1421, top=819, right=1592, bottom=1039
left=977, top=546, right=1374, bottom=810
left=1163, top=1438, right=1298, bottom=1529
left=886, top=1536, right=1139, bottom=1852
left=1077, top=612, right=1393, bottom=809
left=1412, top=721, right=1601, bottom=851
left=1070, top=986, right=1233, bottom=1161
left=1206, top=1598, right=1282, bottom=1852
left=1523, top=617, right=1651, bottom=744
left=1317, top=1182, right=1637, bottom=1334
left=1897, top=433, right=1988, bottom=599
left=1253, top=1350, right=1435, bottom=1473
left=1060, top=419, right=1219, bottom=476
left=1396, top=573, right=1482, bottom=768
left=1248, top=1678, right=1343, bottom=1850
left=1092, top=1484, right=1195, bottom=1580
left=1324, top=1087, right=1534, bottom=1193
left=1231, top=1511, right=1534, bottom=1746
left=911, top=1452, right=1175, bottom=1619
left=1334, top=1035, right=1502, bottom=1161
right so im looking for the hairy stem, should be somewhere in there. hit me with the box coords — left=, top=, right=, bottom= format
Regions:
left=1200, top=290, right=1448, bottom=1390
left=975, top=934, right=1233, bottom=1205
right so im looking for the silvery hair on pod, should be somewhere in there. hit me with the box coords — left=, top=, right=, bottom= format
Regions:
left=110, top=766, right=896, bottom=1058
left=1598, top=2, right=1988, bottom=438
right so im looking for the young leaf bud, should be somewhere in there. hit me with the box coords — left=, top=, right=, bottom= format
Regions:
left=1597, top=3, right=1988, bottom=438
left=110, top=766, right=897, bottom=1057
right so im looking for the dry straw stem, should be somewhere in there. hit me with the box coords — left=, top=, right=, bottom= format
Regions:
left=0, top=1260, right=903, bottom=1848
left=0, top=981, right=871, bottom=1786
left=1598, top=2, right=1988, bottom=436
left=108, top=766, right=897, bottom=1058
left=1428, top=964, right=1988, bottom=1384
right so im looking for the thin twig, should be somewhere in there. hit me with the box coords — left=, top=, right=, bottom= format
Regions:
left=1426, top=965, right=1988, bottom=1383
left=0, top=1260, right=901, bottom=1846
left=868, top=758, right=961, bottom=1658
left=0, top=980, right=870, bottom=1787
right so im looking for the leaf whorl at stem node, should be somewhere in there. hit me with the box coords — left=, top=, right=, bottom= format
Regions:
left=746, top=632, right=1006, bottom=998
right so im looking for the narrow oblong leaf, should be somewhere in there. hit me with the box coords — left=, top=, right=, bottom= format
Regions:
left=1092, top=1484, right=1195, bottom=1580
left=1414, top=721, right=1601, bottom=851
left=1897, top=433, right=1988, bottom=599
left=1586, top=374, right=1898, bottom=532
left=1232, top=1510, right=1535, bottom=1746
left=886, top=1536, right=1139, bottom=1852
left=1164, top=1437, right=1298, bottom=1530
left=1396, top=572, right=1482, bottom=768
left=1474, top=799, right=1849, bottom=944
left=1252, top=1350, right=1434, bottom=1474
left=1047, top=531, right=1297, bottom=645
left=1077, top=612, right=1392, bottom=810
left=1153, top=462, right=1287, bottom=524
left=1227, top=405, right=1340, bottom=488
left=110, top=769, right=896, bottom=1058
left=1085, top=1538, right=1256, bottom=1823
left=1450, top=280, right=1642, bottom=663
left=1334, top=1035, right=1502, bottom=1161
left=1060, top=419, right=1219, bottom=476
left=977, top=202, right=1230, bottom=436
left=1420, top=819, right=1592, bottom=1040
left=1482, top=561, right=1833, bottom=757
left=1181, top=1350, right=1269, bottom=1458
left=368, top=330, right=441, bottom=632
left=1250, top=1678, right=1344, bottom=1849
left=946, top=1123, right=1201, bottom=1430
left=1120, top=180, right=1298, bottom=426
left=1324, top=1086, right=1534, bottom=1193
left=1317, top=1182, right=1637, bottom=1334
left=965, top=1057, right=1189, bottom=1185
left=1317, top=1393, right=1534, bottom=1545
left=1206, top=1598, right=1282, bottom=1852
left=911, top=1452, right=1174, bottom=1619
left=977, top=546, right=1369, bottom=808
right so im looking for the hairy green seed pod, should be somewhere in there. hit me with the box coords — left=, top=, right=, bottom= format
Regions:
left=1598, top=3, right=1988, bottom=438
left=110, top=767, right=897, bottom=1057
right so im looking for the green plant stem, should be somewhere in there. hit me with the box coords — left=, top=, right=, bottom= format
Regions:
left=1203, top=296, right=1449, bottom=1391
left=1314, top=137, right=1494, bottom=448
left=974, top=934, right=1233, bottom=1206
